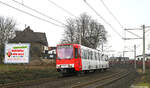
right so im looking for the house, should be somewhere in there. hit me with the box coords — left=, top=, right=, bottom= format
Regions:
left=109, top=56, right=129, bottom=64
left=136, top=54, right=150, bottom=61
left=109, top=57, right=129, bottom=61
left=9, top=26, right=48, bottom=58
left=48, top=47, right=56, bottom=59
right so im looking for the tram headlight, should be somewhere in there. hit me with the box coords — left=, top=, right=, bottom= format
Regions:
left=56, top=65, right=61, bottom=68
left=68, top=64, right=74, bottom=68
left=68, top=64, right=71, bottom=68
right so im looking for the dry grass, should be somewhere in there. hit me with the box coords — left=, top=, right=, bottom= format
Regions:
left=133, top=69, right=150, bottom=87
left=0, top=64, right=55, bottom=72
left=0, top=64, right=59, bottom=84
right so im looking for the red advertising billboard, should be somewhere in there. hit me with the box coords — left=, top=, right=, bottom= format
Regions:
left=4, top=43, right=30, bottom=63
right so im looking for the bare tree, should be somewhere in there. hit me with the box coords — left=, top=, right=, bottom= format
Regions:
left=0, top=16, right=16, bottom=45
left=61, top=13, right=107, bottom=49
left=0, top=16, right=17, bottom=63
left=61, top=19, right=76, bottom=44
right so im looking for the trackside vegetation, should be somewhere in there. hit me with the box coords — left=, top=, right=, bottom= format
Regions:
left=133, top=69, right=150, bottom=88
left=0, top=64, right=59, bottom=84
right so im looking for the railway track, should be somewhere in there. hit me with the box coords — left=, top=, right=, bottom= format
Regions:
left=71, top=70, right=130, bottom=88
left=0, top=67, right=132, bottom=88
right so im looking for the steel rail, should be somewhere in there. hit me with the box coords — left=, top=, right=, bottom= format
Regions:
left=71, top=70, right=129, bottom=88
left=95, top=71, right=130, bottom=88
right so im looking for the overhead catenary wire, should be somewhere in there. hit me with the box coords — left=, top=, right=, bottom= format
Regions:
left=0, top=1, right=64, bottom=28
left=47, top=0, right=76, bottom=18
left=83, top=0, right=123, bottom=38
left=125, top=27, right=150, bottom=53
left=47, top=0, right=106, bottom=47
left=100, top=0, right=124, bottom=29
left=100, top=0, right=127, bottom=51
left=125, top=30, right=142, bottom=38
left=100, top=0, right=133, bottom=54
left=12, top=0, right=66, bottom=26
left=136, top=29, right=150, bottom=49
left=100, top=0, right=149, bottom=59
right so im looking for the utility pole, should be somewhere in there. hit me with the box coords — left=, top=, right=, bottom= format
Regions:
left=124, top=27, right=142, bottom=71
left=122, top=51, right=127, bottom=57
left=134, top=45, right=136, bottom=69
left=142, top=25, right=145, bottom=73
left=124, top=25, right=149, bottom=73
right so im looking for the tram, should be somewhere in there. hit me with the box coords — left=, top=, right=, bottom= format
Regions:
left=56, top=44, right=109, bottom=75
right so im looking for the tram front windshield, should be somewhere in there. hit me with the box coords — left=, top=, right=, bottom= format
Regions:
left=57, top=45, right=73, bottom=59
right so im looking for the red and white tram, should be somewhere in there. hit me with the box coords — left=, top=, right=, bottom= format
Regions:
left=56, top=44, right=109, bottom=75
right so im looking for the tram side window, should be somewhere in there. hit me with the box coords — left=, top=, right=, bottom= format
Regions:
left=81, top=49, right=84, bottom=59
left=85, top=50, right=87, bottom=59
left=97, top=53, right=98, bottom=60
left=91, top=51, right=93, bottom=60
left=97, top=53, right=99, bottom=60
left=83, top=50, right=85, bottom=59
left=75, top=48, right=78, bottom=58
left=78, top=48, right=81, bottom=58
left=98, top=53, right=100, bottom=61
left=98, top=53, right=99, bottom=60
left=88, top=51, right=90, bottom=60
left=88, top=51, right=91, bottom=60
left=87, top=51, right=89, bottom=59
left=90, top=51, right=92, bottom=60
left=84, top=50, right=86, bottom=59
left=81, top=50, right=83, bottom=59
left=93, top=51, right=95, bottom=60
left=101, top=54, right=104, bottom=61
left=95, top=52, right=97, bottom=60
left=94, top=52, right=96, bottom=60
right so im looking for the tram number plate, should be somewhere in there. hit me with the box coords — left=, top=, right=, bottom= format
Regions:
left=61, top=64, right=68, bottom=68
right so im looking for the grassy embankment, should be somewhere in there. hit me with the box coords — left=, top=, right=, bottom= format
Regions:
left=134, top=69, right=150, bottom=87
left=0, top=64, right=59, bottom=84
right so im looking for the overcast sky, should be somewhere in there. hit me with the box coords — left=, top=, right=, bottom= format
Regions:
left=0, top=0, right=150, bottom=58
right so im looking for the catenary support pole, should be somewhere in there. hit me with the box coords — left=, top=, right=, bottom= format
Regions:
left=134, top=45, right=136, bottom=69
left=142, top=25, right=145, bottom=73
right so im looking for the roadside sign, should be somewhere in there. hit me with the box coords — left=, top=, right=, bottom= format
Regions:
left=4, top=43, right=30, bottom=64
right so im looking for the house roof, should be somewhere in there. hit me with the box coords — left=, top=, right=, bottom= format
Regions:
left=136, top=54, right=150, bottom=57
left=9, top=26, right=48, bottom=46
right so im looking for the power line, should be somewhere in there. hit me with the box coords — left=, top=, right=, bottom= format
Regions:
left=83, top=0, right=123, bottom=38
left=125, top=30, right=142, bottom=38
left=135, top=29, right=150, bottom=49
left=100, top=0, right=127, bottom=54
left=100, top=0, right=124, bottom=29
left=12, top=0, right=66, bottom=26
left=0, top=1, right=64, bottom=28
left=47, top=0, right=76, bottom=18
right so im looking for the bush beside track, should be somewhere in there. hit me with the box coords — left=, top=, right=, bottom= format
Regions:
left=0, top=64, right=59, bottom=85
left=132, top=69, right=150, bottom=88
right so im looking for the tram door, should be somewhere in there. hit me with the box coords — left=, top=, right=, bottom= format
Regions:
left=74, top=45, right=82, bottom=71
